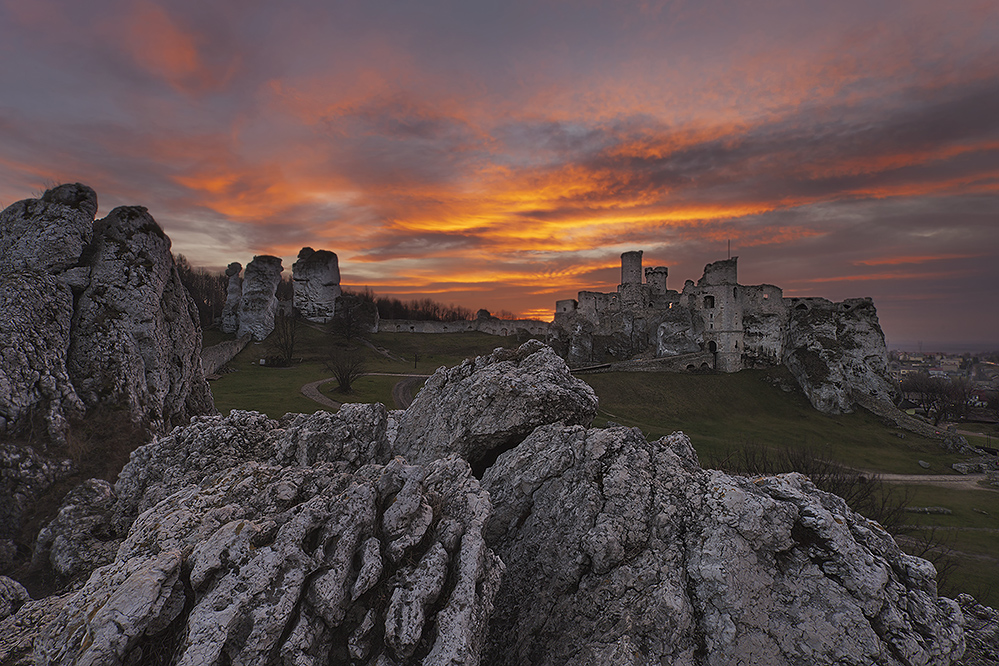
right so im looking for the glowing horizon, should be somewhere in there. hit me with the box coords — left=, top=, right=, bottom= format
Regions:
left=1, top=0, right=997, bottom=347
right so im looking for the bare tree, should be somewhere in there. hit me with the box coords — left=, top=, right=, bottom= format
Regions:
left=268, top=312, right=298, bottom=365
left=325, top=347, right=366, bottom=394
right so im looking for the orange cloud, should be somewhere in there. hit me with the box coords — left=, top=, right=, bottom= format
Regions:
left=111, top=1, right=236, bottom=94
left=853, top=254, right=983, bottom=267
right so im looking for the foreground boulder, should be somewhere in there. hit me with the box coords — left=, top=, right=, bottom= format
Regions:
left=394, top=339, right=598, bottom=472
left=34, top=456, right=501, bottom=666
left=481, top=425, right=965, bottom=665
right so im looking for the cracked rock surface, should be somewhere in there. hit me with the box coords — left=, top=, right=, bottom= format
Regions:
left=393, top=339, right=598, bottom=471
left=481, top=424, right=965, bottom=666
left=34, top=456, right=501, bottom=666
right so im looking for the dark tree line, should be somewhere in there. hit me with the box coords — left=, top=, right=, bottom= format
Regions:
left=175, top=255, right=227, bottom=328
left=900, top=372, right=975, bottom=425
left=345, top=288, right=473, bottom=322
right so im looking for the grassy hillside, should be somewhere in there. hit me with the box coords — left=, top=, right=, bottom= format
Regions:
left=583, top=368, right=963, bottom=475
left=208, top=326, right=514, bottom=417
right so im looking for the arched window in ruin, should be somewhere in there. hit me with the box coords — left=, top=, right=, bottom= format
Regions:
left=733, top=287, right=737, bottom=298
left=795, top=302, right=808, bottom=311
left=704, top=295, right=715, bottom=308
left=708, top=340, right=717, bottom=352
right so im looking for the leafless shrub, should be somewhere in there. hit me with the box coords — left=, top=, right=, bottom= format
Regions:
left=325, top=347, right=366, bottom=394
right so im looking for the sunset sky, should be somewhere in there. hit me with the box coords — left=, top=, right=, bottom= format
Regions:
left=1, top=0, right=997, bottom=349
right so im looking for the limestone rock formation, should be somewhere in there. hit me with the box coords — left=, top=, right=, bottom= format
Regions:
left=0, top=272, right=84, bottom=443
left=238, top=254, right=283, bottom=340
left=0, top=184, right=214, bottom=577
left=3, top=339, right=991, bottom=665
left=956, top=594, right=999, bottom=666
left=67, top=205, right=215, bottom=430
left=32, top=479, right=118, bottom=580
left=293, top=246, right=342, bottom=323
left=0, top=576, right=29, bottom=621
left=0, top=591, right=75, bottom=666
left=220, top=261, right=242, bottom=333
left=784, top=297, right=897, bottom=414
left=34, top=456, right=502, bottom=666
left=0, top=443, right=73, bottom=570
left=0, top=185, right=214, bottom=440
left=0, top=184, right=96, bottom=443
left=481, top=425, right=965, bottom=665
left=393, top=339, right=598, bottom=472
left=112, top=405, right=391, bottom=534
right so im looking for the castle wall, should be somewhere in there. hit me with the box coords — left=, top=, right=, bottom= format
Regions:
left=741, top=284, right=787, bottom=367
left=377, top=318, right=550, bottom=337
left=645, top=267, right=668, bottom=296
left=698, top=257, right=738, bottom=286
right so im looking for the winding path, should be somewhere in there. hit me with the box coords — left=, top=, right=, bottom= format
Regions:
left=300, top=373, right=430, bottom=410
left=879, top=473, right=996, bottom=492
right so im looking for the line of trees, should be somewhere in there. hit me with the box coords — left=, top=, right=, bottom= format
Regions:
left=900, top=372, right=981, bottom=425
left=175, top=255, right=227, bottom=328
left=345, top=288, right=474, bottom=322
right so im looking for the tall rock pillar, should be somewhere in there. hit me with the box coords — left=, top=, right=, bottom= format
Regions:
left=292, top=247, right=341, bottom=323
left=237, top=255, right=283, bottom=341
left=220, top=262, right=242, bottom=334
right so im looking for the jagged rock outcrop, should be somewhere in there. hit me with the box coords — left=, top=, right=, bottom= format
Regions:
left=0, top=576, right=29, bottom=621
left=0, top=591, right=74, bottom=666
left=784, top=297, right=897, bottom=414
left=0, top=443, right=73, bottom=570
left=67, top=205, right=215, bottom=429
left=293, top=247, right=342, bottom=323
left=956, top=594, right=999, bottom=665
left=0, top=184, right=96, bottom=443
left=220, top=261, right=242, bottom=333
left=111, top=405, right=391, bottom=535
left=0, top=185, right=214, bottom=440
left=0, top=184, right=215, bottom=577
left=238, top=254, right=283, bottom=340
left=393, top=339, right=598, bottom=472
left=481, top=424, right=965, bottom=665
left=4, top=340, right=992, bottom=665
left=34, top=456, right=502, bottom=666
left=32, top=479, right=118, bottom=580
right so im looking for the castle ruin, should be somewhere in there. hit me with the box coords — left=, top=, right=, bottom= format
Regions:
left=552, top=251, right=896, bottom=413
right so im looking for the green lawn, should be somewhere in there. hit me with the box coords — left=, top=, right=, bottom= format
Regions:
left=895, top=483, right=999, bottom=607
left=320, top=375, right=426, bottom=408
left=208, top=326, right=512, bottom=417
left=580, top=369, right=965, bottom=476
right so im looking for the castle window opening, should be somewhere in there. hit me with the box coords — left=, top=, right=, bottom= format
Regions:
left=704, top=295, right=715, bottom=308
left=763, top=293, right=769, bottom=300
left=795, top=303, right=808, bottom=311
left=708, top=341, right=717, bottom=352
